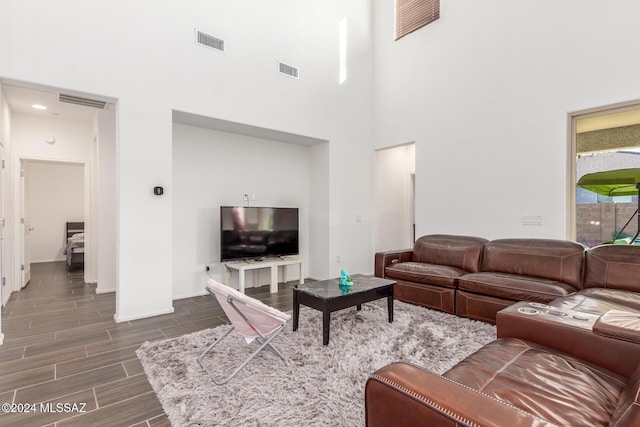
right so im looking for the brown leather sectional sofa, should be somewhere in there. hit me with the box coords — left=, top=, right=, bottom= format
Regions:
left=375, top=234, right=488, bottom=315
left=368, top=236, right=640, bottom=426
left=366, top=336, right=640, bottom=426
left=376, top=234, right=591, bottom=323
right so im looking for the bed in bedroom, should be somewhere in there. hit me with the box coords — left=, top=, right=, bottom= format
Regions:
left=65, top=221, right=84, bottom=271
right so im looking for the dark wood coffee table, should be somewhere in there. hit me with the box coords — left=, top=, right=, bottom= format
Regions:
left=292, top=274, right=395, bottom=345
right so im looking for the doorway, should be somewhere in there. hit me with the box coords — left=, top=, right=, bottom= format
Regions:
left=1, top=81, right=108, bottom=294
left=23, top=160, right=85, bottom=278
left=374, top=143, right=416, bottom=251
left=14, top=158, right=89, bottom=291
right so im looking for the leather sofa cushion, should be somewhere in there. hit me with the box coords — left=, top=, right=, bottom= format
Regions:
left=480, top=239, right=585, bottom=289
left=583, top=244, right=640, bottom=292
left=444, top=337, right=626, bottom=427
left=552, top=288, right=640, bottom=314
left=412, top=234, right=488, bottom=273
left=593, top=310, right=640, bottom=344
left=385, top=262, right=464, bottom=288
left=393, top=280, right=456, bottom=314
left=458, top=272, right=577, bottom=302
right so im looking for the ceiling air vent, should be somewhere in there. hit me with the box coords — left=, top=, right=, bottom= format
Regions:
left=195, top=29, right=224, bottom=52
left=58, top=93, right=107, bottom=109
left=278, top=61, right=299, bottom=79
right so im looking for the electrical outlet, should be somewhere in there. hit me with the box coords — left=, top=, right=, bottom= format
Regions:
left=336, top=255, right=341, bottom=263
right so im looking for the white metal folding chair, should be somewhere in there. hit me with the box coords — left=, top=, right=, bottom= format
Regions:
left=198, top=279, right=291, bottom=385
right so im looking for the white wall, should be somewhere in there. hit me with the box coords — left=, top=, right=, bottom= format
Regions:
left=10, top=114, right=93, bottom=162
left=25, top=161, right=83, bottom=262
left=373, top=1, right=640, bottom=240
left=0, top=0, right=374, bottom=321
left=172, top=124, right=312, bottom=298
left=375, top=143, right=415, bottom=251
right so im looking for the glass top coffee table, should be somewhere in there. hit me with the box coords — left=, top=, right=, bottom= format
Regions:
left=292, top=274, right=396, bottom=345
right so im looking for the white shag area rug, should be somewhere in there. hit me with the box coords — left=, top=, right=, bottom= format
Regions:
left=136, top=300, right=496, bottom=427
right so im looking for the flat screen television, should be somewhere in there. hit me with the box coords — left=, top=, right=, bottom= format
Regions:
left=220, top=206, right=299, bottom=261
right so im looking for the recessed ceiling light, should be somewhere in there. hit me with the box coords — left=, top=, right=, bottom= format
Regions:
left=32, top=104, right=47, bottom=110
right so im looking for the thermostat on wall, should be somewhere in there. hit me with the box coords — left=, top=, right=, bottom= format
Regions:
left=153, top=186, right=164, bottom=196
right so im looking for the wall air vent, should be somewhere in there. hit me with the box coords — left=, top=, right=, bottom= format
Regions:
left=195, top=29, right=225, bottom=52
left=278, top=61, right=299, bottom=79
left=58, top=93, right=107, bottom=109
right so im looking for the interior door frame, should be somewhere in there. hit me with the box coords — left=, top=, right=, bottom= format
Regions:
left=12, top=155, right=91, bottom=292
left=20, top=161, right=30, bottom=287
left=373, top=142, right=416, bottom=251
left=409, top=172, right=416, bottom=245
left=566, top=98, right=640, bottom=240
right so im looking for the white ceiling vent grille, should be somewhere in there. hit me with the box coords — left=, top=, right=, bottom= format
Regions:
left=278, top=62, right=299, bottom=79
left=195, top=29, right=225, bottom=52
left=58, top=93, right=107, bottom=109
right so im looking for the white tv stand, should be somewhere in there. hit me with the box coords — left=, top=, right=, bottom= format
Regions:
left=223, top=256, right=304, bottom=294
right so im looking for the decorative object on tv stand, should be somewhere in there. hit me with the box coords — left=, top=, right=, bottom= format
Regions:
left=339, top=269, right=353, bottom=294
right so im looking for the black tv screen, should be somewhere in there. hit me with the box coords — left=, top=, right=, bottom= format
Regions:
left=220, top=206, right=299, bottom=261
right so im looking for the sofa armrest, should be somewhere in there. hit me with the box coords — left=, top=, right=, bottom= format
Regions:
left=365, top=362, right=557, bottom=427
left=374, top=249, right=413, bottom=278
left=593, top=310, right=640, bottom=344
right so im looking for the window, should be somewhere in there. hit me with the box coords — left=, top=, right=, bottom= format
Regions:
left=569, top=103, right=640, bottom=247
left=395, top=0, right=440, bottom=40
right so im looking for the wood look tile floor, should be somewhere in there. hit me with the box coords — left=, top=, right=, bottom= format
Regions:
left=0, top=261, right=295, bottom=426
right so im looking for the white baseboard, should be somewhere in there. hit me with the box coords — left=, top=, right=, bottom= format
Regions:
left=96, top=287, right=116, bottom=294
left=113, top=306, right=175, bottom=323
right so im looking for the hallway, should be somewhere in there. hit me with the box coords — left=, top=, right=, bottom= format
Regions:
left=0, top=261, right=294, bottom=426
